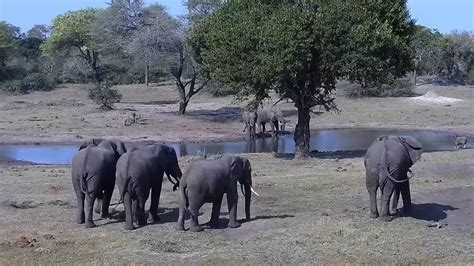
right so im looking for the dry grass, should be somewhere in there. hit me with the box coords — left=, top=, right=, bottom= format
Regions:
left=0, top=83, right=472, bottom=145
left=0, top=150, right=473, bottom=264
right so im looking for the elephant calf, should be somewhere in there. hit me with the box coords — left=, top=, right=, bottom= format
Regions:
left=175, top=156, right=259, bottom=232
left=116, top=144, right=182, bottom=230
left=365, top=135, right=423, bottom=222
left=71, top=139, right=126, bottom=228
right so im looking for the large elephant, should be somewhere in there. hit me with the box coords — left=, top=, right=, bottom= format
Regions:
left=242, top=110, right=257, bottom=139
left=175, top=156, right=259, bottom=232
left=116, top=144, right=182, bottom=230
left=71, top=139, right=127, bottom=228
left=365, top=135, right=423, bottom=221
left=256, top=108, right=285, bottom=136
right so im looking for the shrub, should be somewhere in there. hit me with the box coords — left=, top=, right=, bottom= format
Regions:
left=21, top=72, right=55, bottom=91
left=0, top=72, right=55, bottom=94
left=88, top=82, right=122, bottom=109
left=344, top=78, right=415, bottom=98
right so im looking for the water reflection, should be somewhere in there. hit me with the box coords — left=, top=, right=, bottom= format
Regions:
left=0, top=129, right=470, bottom=165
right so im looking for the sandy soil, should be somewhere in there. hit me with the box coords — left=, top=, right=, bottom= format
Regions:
left=0, top=149, right=473, bottom=264
left=0, top=83, right=473, bottom=145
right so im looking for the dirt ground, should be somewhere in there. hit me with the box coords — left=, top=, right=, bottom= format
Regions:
left=0, top=150, right=473, bottom=264
left=0, top=83, right=473, bottom=264
left=0, top=83, right=473, bottom=144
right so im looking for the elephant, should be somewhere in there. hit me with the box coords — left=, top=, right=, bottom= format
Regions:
left=71, top=139, right=127, bottom=228
left=455, top=136, right=467, bottom=149
left=364, top=135, right=423, bottom=222
left=256, top=108, right=285, bottom=136
left=116, top=144, right=182, bottom=230
left=175, top=156, right=259, bottom=232
left=274, top=110, right=286, bottom=132
left=242, top=110, right=257, bottom=139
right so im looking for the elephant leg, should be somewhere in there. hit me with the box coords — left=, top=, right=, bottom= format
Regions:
left=209, top=194, right=223, bottom=229
left=101, top=188, right=113, bottom=219
left=227, top=192, right=241, bottom=228
left=123, top=192, right=134, bottom=230
left=175, top=187, right=186, bottom=231
left=400, top=181, right=412, bottom=215
left=73, top=179, right=85, bottom=224
left=391, top=186, right=401, bottom=214
left=132, top=199, right=138, bottom=222
left=366, top=172, right=379, bottom=218
left=136, top=194, right=148, bottom=227
left=85, top=194, right=96, bottom=228
left=188, top=190, right=203, bottom=232
left=148, top=181, right=163, bottom=223
left=94, top=198, right=102, bottom=215
left=380, top=183, right=395, bottom=222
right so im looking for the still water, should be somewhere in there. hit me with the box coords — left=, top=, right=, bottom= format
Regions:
left=0, top=129, right=469, bottom=165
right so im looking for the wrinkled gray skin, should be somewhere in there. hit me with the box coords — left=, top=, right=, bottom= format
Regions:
left=455, top=136, right=467, bottom=149
left=242, top=111, right=257, bottom=139
left=175, top=156, right=256, bottom=232
left=256, top=108, right=285, bottom=136
left=71, top=139, right=127, bottom=228
left=116, top=144, right=182, bottom=230
left=365, top=135, right=423, bottom=222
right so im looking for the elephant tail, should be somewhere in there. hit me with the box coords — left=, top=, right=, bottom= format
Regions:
left=379, top=142, right=413, bottom=190
left=80, top=173, right=94, bottom=194
left=117, top=176, right=131, bottom=205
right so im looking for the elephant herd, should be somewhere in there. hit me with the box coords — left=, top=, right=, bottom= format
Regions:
left=72, top=131, right=465, bottom=231
left=72, top=139, right=258, bottom=231
left=242, top=107, right=286, bottom=138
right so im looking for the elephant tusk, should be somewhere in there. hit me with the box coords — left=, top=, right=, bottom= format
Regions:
left=250, top=186, right=260, bottom=196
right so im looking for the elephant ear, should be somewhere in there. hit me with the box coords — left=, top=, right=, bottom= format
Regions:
left=78, top=139, right=99, bottom=150
left=242, top=158, right=252, bottom=185
left=114, top=141, right=127, bottom=156
left=399, top=136, right=423, bottom=150
left=399, top=136, right=423, bottom=164
left=230, top=157, right=244, bottom=183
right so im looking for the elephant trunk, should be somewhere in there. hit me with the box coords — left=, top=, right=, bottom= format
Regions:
left=244, top=183, right=251, bottom=221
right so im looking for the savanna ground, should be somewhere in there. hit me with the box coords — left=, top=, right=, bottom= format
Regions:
left=0, top=82, right=473, bottom=264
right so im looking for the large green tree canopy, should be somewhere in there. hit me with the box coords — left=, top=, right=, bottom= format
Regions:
left=42, top=9, right=101, bottom=82
left=190, top=0, right=415, bottom=157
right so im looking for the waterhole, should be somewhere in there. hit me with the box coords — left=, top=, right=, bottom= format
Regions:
left=0, top=129, right=470, bottom=165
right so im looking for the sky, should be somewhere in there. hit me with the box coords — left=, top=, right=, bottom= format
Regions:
left=0, top=0, right=473, bottom=33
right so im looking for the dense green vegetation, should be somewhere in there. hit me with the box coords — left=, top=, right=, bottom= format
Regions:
left=0, top=0, right=472, bottom=116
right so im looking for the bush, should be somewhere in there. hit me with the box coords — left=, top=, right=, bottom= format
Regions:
left=0, top=72, right=55, bottom=94
left=88, top=82, right=122, bottom=109
left=0, top=80, right=27, bottom=94
left=344, top=78, right=415, bottom=98
left=21, top=73, right=55, bottom=91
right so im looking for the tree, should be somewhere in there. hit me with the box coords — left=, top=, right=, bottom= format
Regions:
left=190, top=0, right=414, bottom=158
left=42, top=9, right=102, bottom=83
left=92, top=0, right=146, bottom=84
left=439, top=31, right=473, bottom=84
left=412, top=25, right=443, bottom=86
left=187, top=0, right=225, bottom=23
left=27, top=24, right=50, bottom=40
left=0, top=21, right=21, bottom=80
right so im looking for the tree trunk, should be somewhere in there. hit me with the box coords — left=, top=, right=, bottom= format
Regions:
left=413, top=68, right=417, bottom=89
left=294, top=106, right=311, bottom=158
left=178, top=100, right=189, bottom=115
left=145, top=64, right=149, bottom=87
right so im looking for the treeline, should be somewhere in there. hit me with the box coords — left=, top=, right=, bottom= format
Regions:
left=0, top=1, right=473, bottom=107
